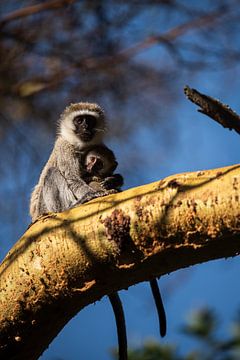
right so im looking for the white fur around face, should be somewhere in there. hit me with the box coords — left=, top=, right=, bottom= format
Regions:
left=67, top=110, right=100, bottom=119
left=60, top=110, right=103, bottom=148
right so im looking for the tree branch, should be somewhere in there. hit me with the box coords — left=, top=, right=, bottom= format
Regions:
left=2, top=7, right=228, bottom=98
left=184, top=86, right=240, bottom=135
left=0, top=164, right=239, bottom=359
left=120, top=6, right=226, bottom=58
left=0, top=0, right=75, bottom=28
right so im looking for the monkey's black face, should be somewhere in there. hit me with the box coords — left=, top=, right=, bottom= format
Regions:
left=73, top=114, right=97, bottom=142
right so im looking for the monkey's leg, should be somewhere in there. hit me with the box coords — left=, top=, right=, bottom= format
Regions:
left=109, top=292, right=128, bottom=360
left=43, top=167, right=77, bottom=213
left=149, top=279, right=167, bottom=338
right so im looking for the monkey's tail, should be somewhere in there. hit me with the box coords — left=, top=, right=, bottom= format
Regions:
left=109, top=292, right=128, bottom=360
left=150, top=278, right=167, bottom=337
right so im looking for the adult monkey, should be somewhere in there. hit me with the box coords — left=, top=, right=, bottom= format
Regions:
left=29, top=102, right=127, bottom=360
left=30, top=103, right=166, bottom=359
left=30, top=102, right=115, bottom=221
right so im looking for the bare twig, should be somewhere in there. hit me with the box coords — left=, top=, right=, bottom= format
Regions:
left=0, top=0, right=75, bottom=27
left=120, top=6, right=227, bottom=58
left=184, top=86, right=240, bottom=135
left=7, top=7, right=230, bottom=98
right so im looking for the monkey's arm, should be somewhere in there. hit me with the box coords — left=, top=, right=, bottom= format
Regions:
left=67, top=177, right=103, bottom=202
left=42, top=167, right=78, bottom=212
left=79, top=174, right=123, bottom=204
left=89, top=175, right=123, bottom=192
left=56, top=144, right=113, bottom=204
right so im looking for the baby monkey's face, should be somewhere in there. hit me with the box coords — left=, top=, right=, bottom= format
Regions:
left=84, top=147, right=118, bottom=178
left=85, top=153, right=104, bottom=175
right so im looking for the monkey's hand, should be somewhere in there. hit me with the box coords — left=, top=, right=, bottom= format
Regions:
left=100, top=174, right=124, bottom=190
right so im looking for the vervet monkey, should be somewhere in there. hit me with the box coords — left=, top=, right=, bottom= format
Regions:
left=29, top=103, right=126, bottom=360
left=30, top=102, right=115, bottom=222
left=29, top=102, right=166, bottom=359
left=83, top=145, right=124, bottom=191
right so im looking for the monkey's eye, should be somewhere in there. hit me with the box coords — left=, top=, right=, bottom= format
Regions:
left=85, top=115, right=97, bottom=127
left=73, top=116, right=82, bottom=124
left=73, top=114, right=97, bottom=128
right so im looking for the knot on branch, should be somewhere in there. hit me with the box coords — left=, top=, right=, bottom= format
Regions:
left=102, top=209, right=131, bottom=252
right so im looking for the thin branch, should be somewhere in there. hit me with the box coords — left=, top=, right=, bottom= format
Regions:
left=184, top=85, right=240, bottom=135
left=7, top=7, right=230, bottom=98
left=0, top=0, right=75, bottom=27
left=120, top=6, right=227, bottom=58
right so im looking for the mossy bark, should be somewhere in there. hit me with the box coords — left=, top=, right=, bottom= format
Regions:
left=0, top=164, right=239, bottom=359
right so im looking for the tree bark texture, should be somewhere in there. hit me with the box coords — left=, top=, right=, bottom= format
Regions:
left=0, top=164, right=239, bottom=359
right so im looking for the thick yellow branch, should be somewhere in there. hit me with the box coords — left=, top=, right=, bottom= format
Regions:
left=0, top=164, right=239, bottom=359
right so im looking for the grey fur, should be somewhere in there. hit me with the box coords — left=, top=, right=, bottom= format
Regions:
left=29, top=105, right=128, bottom=360
left=29, top=103, right=111, bottom=222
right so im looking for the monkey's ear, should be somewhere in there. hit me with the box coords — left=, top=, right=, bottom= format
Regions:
left=86, top=156, right=97, bottom=172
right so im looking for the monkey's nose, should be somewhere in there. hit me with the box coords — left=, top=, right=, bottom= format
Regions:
left=82, top=118, right=87, bottom=128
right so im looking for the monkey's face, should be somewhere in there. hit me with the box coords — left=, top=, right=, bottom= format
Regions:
left=86, top=155, right=104, bottom=175
left=73, top=114, right=97, bottom=142
left=59, top=103, right=106, bottom=148
left=85, top=151, right=118, bottom=177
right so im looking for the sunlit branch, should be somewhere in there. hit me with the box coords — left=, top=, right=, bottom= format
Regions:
left=0, top=163, right=239, bottom=359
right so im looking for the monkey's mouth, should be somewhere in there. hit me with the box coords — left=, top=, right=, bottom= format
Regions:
left=77, top=131, right=94, bottom=142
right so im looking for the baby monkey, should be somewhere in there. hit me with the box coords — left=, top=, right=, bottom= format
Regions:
left=83, top=145, right=167, bottom=360
left=83, top=144, right=123, bottom=192
left=83, top=145, right=126, bottom=360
